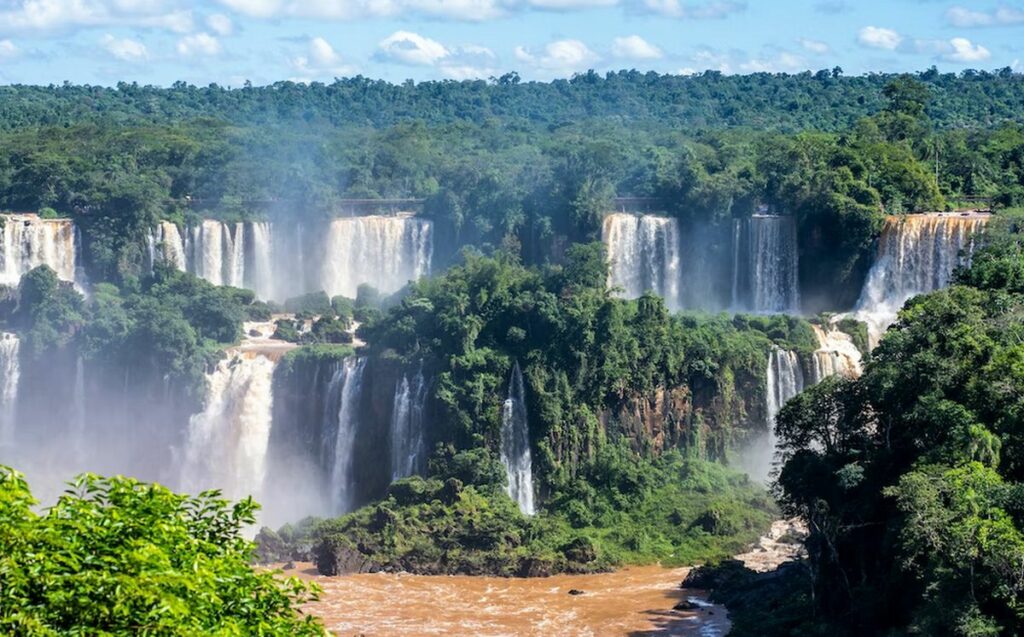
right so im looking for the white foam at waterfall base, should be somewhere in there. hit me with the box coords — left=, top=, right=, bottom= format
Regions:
left=501, top=362, right=535, bottom=515
left=179, top=352, right=276, bottom=506
left=808, top=324, right=863, bottom=383
left=602, top=213, right=681, bottom=308
left=0, top=214, right=79, bottom=286
left=328, top=357, right=367, bottom=515
left=854, top=214, right=988, bottom=347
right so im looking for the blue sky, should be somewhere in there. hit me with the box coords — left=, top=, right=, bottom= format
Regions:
left=0, top=0, right=1020, bottom=86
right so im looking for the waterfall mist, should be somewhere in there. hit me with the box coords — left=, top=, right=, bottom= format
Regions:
left=390, top=368, right=428, bottom=481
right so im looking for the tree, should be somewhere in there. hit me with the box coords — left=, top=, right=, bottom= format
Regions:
left=0, top=467, right=326, bottom=635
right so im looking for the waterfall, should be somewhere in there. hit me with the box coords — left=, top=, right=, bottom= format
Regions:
left=327, top=357, right=367, bottom=515
left=149, top=221, right=187, bottom=272
left=732, top=215, right=800, bottom=314
left=224, top=222, right=246, bottom=288
left=855, top=213, right=988, bottom=346
left=807, top=324, right=863, bottom=384
left=248, top=222, right=275, bottom=301
left=602, top=213, right=681, bottom=309
left=744, top=348, right=804, bottom=483
left=189, top=220, right=227, bottom=287
left=501, top=362, right=535, bottom=515
left=0, top=214, right=78, bottom=286
left=320, top=215, right=433, bottom=298
left=180, top=352, right=277, bottom=502
left=0, top=334, right=20, bottom=449
left=390, top=368, right=429, bottom=481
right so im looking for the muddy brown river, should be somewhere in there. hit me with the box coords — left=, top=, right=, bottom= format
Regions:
left=294, top=563, right=730, bottom=636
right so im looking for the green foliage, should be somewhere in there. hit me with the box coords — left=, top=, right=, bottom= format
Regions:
left=276, top=454, right=773, bottom=576
left=0, top=467, right=325, bottom=635
left=766, top=227, right=1024, bottom=635
left=277, top=344, right=355, bottom=375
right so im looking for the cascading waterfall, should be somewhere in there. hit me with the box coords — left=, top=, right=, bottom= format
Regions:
left=855, top=214, right=989, bottom=346
left=0, top=334, right=20, bottom=448
left=602, top=213, right=681, bottom=308
left=744, top=348, right=805, bottom=483
left=808, top=324, right=863, bottom=383
left=247, top=222, right=275, bottom=301
left=501, top=362, right=535, bottom=515
left=390, top=369, right=428, bottom=481
left=321, top=215, right=433, bottom=298
left=327, top=357, right=367, bottom=514
left=188, top=220, right=228, bottom=287
left=0, top=214, right=78, bottom=286
left=180, top=352, right=277, bottom=503
left=225, top=222, right=245, bottom=288
left=732, top=215, right=800, bottom=314
left=149, top=221, right=187, bottom=272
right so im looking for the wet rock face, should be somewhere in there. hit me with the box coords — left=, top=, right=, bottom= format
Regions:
left=601, top=386, right=692, bottom=455
left=315, top=539, right=382, bottom=576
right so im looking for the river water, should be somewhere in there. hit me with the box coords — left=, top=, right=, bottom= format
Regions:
left=297, top=564, right=730, bottom=636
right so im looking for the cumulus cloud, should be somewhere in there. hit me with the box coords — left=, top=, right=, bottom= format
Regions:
left=290, top=37, right=356, bottom=80
left=798, top=38, right=830, bottom=55
left=101, top=33, right=148, bottom=61
left=375, top=31, right=497, bottom=79
left=177, top=32, right=221, bottom=57
left=943, top=37, right=991, bottom=62
left=638, top=0, right=745, bottom=19
left=378, top=31, right=449, bottom=65
left=611, top=35, right=662, bottom=60
left=216, top=0, right=283, bottom=18
left=946, top=5, right=1024, bottom=28
left=0, top=0, right=193, bottom=35
left=514, top=39, right=598, bottom=75
left=0, top=40, right=19, bottom=60
left=857, top=26, right=902, bottom=50
left=206, top=13, right=233, bottom=36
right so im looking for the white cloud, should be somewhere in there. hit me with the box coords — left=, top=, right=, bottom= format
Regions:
left=611, top=35, right=662, bottom=60
left=526, top=0, right=618, bottom=8
left=857, top=26, right=902, bottom=50
left=0, top=40, right=19, bottom=60
left=638, top=0, right=745, bottom=19
left=101, top=33, right=148, bottom=61
left=0, top=1, right=193, bottom=35
left=177, top=32, right=221, bottom=57
left=378, top=30, right=449, bottom=65
left=739, top=50, right=807, bottom=73
left=290, top=36, right=356, bottom=80
left=216, top=0, right=283, bottom=18
left=946, top=5, right=1024, bottom=28
left=798, top=38, right=830, bottom=54
left=682, top=46, right=808, bottom=74
left=206, top=13, right=233, bottom=36
left=944, top=37, right=991, bottom=63
left=514, top=39, right=598, bottom=75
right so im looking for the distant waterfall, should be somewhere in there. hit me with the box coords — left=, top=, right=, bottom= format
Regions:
left=390, top=369, right=429, bottom=481
left=0, top=214, right=78, bottom=286
left=501, top=362, right=535, bottom=515
left=855, top=214, right=988, bottom=345
left=0, top=334, right=20, bottom=448
left=247, top=222, right=275, bottom=301
left=807, top=324, right=863, bottom=384
left=744, top=348, right=804, bottom=483
left=732, top=215, right=800, bottom=314
left=188, top=220, right=227, bottom=287
left=327, top=357, right=366, bottom=514
left=321, top=215, right=433, bottom=298
left=148, top=221, right=187, bottom=272
left=180, top=352, right=277, bottom=502
left=602, top=213, right=681, bottom=308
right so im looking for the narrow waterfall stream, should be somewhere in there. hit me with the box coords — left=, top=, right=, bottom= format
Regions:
left=501, top=361, right=535, bottom=515
left=390, top=368, right=429, bottom=481
left=732, top=215, right=800, bottom=314
left=328, top=357, right=367, bottom=515
left=0, top=334, right=20, bottom=449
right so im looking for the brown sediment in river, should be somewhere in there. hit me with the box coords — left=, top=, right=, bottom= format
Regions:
left=293, top=563, right=730, bottom=636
